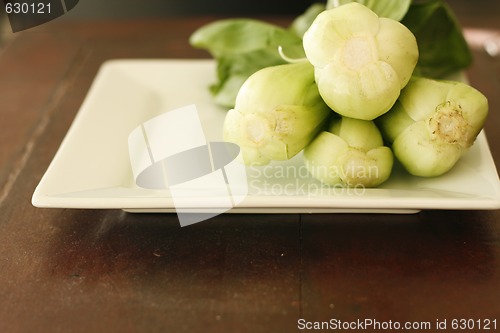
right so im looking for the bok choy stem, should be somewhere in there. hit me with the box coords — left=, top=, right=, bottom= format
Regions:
left=377, top=77, right=488, bottom=177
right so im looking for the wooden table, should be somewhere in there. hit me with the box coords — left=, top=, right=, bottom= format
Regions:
left=0, top=1, right=499, bottom=332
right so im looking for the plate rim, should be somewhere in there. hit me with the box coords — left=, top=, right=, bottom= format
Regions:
left=32, top=59, right=500, bottom=212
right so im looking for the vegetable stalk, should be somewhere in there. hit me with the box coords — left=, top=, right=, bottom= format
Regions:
left=304, top=117, right=394, bottom=187
left=223, top=62, right=332, bottom=165
left=303, top=2, right=419, bottom=120
left=377, top=77, right=488, bottom=177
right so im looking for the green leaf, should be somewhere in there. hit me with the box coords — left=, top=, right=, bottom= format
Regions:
left=402, top=0, right=472, bottom=78
left=326, top=0, right=411, bottom=21
left=289, top=3, right=326, bottom=38
left=190, top=19, right=302, bottom=57
left=210, top=48, right=298, bottom=108
left=190, top=19, right=304, bottom=108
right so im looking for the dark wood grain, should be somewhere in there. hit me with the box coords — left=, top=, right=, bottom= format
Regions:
left=0, top=1, right=499, bottom=332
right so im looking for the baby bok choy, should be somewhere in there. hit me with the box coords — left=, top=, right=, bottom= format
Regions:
left=377, top=77, right=488, bottom=177
left=223, top=62, right=332, bottom=165
left=304, top=117, right=394, bottom=187
left=303, top=2, right=419, bottom=120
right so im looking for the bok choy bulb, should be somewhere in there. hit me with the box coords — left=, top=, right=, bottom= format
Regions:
left=377, top=77, right=488, bottom=177
left=303, top=2, right=419, bottom=120
left=223, top=62, right=332, bottom=165
left=303, top=117, right=394, bottom=187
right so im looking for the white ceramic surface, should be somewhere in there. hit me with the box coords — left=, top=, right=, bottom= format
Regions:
left=32, top=59, right=500, bottom=213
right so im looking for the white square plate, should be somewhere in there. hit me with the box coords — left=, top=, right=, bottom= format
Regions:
left=32, top=59, right=500, bottom=213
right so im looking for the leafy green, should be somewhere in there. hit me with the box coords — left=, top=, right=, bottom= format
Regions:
left=223, top=62, right=332, bottom=165
left=304, top=117, right=394, bottom=187
left=289, top=3, right=326, bottom=38
left=326, top=0, right=411, bottom=21
left=303, top=2, right=419, bottom=120
left=377, top=77, right=488, bottom=177
left=189, top=0, right=473, bottom=109
left=402, top=0, right=472, bottom=78
left=189, top=19, right=304, bottom=108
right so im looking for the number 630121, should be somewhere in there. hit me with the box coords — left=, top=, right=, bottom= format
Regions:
left=5, top=2, right=51, bottom=14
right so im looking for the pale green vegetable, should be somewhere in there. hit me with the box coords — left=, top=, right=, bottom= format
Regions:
left=189, top=19, right=305, bottom=108
left=190, top=0, right=472, bottom=110
left=303, top=2, right=419, bottom=120
left=377, top=77, right=489, bottom=177
left=223, top=62, right=332, bottom=165
left=304, top=117, right=394, bottom=187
